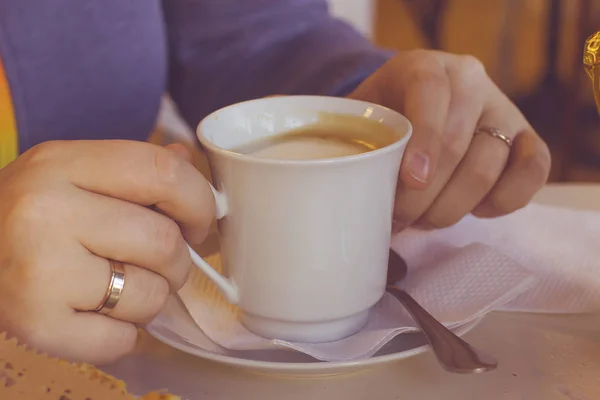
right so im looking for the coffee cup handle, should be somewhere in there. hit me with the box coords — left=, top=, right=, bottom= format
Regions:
left=186, top=184, right=239, bottom=304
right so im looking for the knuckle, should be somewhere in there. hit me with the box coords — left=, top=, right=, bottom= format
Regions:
left=23, top=141, right=63, bottom=165
left=6, top=190, right=58, bottom=232
left=456, top=55, right=487, bottom=80
left=411, top=67, right=448, bottom=88
left=140, top=277, right=170, bottom=320
left=447, top=55, right=489, bottom=95
left=469, top=165, right=498, bottom=189
left=152, top=146, right=186, bottom=190
left=440, top=137, right=467, bottom=164
left=521, top=140, right=552, bottom=185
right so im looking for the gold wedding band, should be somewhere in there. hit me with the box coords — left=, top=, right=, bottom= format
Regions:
left=93, top=259, right=125, bottom=315
left=475, top=127, right=513, bottom=148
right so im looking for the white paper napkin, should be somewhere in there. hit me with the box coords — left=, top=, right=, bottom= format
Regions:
left=177, top=203, right=600, bottom=361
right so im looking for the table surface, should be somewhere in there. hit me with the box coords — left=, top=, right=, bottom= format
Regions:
left=103, top=183, right=600, bottom=400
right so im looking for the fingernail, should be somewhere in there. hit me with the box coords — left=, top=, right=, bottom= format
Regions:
left=406, top=151, right=430, bottom=183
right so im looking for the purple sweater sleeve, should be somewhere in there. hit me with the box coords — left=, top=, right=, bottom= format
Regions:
left=162, top=0, right=394, bottom=128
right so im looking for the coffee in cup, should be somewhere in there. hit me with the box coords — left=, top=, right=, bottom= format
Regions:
left=230, top=113, right=399, bottom=160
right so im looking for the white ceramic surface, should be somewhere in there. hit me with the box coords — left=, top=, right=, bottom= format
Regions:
left=145, top=293, right=480, bottom=377
left=103, top=184, right=600, bottom=400
left=188, top=96, right=412, bottom=343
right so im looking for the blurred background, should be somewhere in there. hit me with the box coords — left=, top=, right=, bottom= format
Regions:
left=332, top=0, right=600, bottom=183
left=158, top=0, right=600, bottom=184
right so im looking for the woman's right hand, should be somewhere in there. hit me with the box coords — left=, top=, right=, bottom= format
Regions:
left=0, top=140, right=216, bottom=364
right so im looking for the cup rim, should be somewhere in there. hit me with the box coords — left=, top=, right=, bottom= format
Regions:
left=196, top=95, right=412, bottom=166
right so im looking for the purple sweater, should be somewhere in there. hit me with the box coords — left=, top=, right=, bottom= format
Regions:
left=0, top=0, right=392, bottom=153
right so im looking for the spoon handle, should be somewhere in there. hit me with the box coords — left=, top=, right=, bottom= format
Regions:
left=387, top=286, right=498, bottom=374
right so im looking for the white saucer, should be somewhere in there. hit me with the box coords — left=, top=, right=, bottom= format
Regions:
left=146, top=296, right=482, bottom=377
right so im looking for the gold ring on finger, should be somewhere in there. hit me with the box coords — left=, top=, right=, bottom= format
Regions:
left=474, top=127, right=512, bottom=148
left=93, top=259, right=126, bottom=315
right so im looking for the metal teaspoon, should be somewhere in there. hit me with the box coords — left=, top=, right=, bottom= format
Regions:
left=386, top=249, right=498, bottom=373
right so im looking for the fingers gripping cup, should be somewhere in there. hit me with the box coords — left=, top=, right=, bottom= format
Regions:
left=187, top=96, right=412, bottom=343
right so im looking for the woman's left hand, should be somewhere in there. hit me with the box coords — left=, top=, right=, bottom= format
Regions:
left=349, top=49, right=551, bottom=230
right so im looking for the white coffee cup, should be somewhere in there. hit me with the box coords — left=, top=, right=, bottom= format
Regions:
left=187, top=95, right=412, bottom=343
